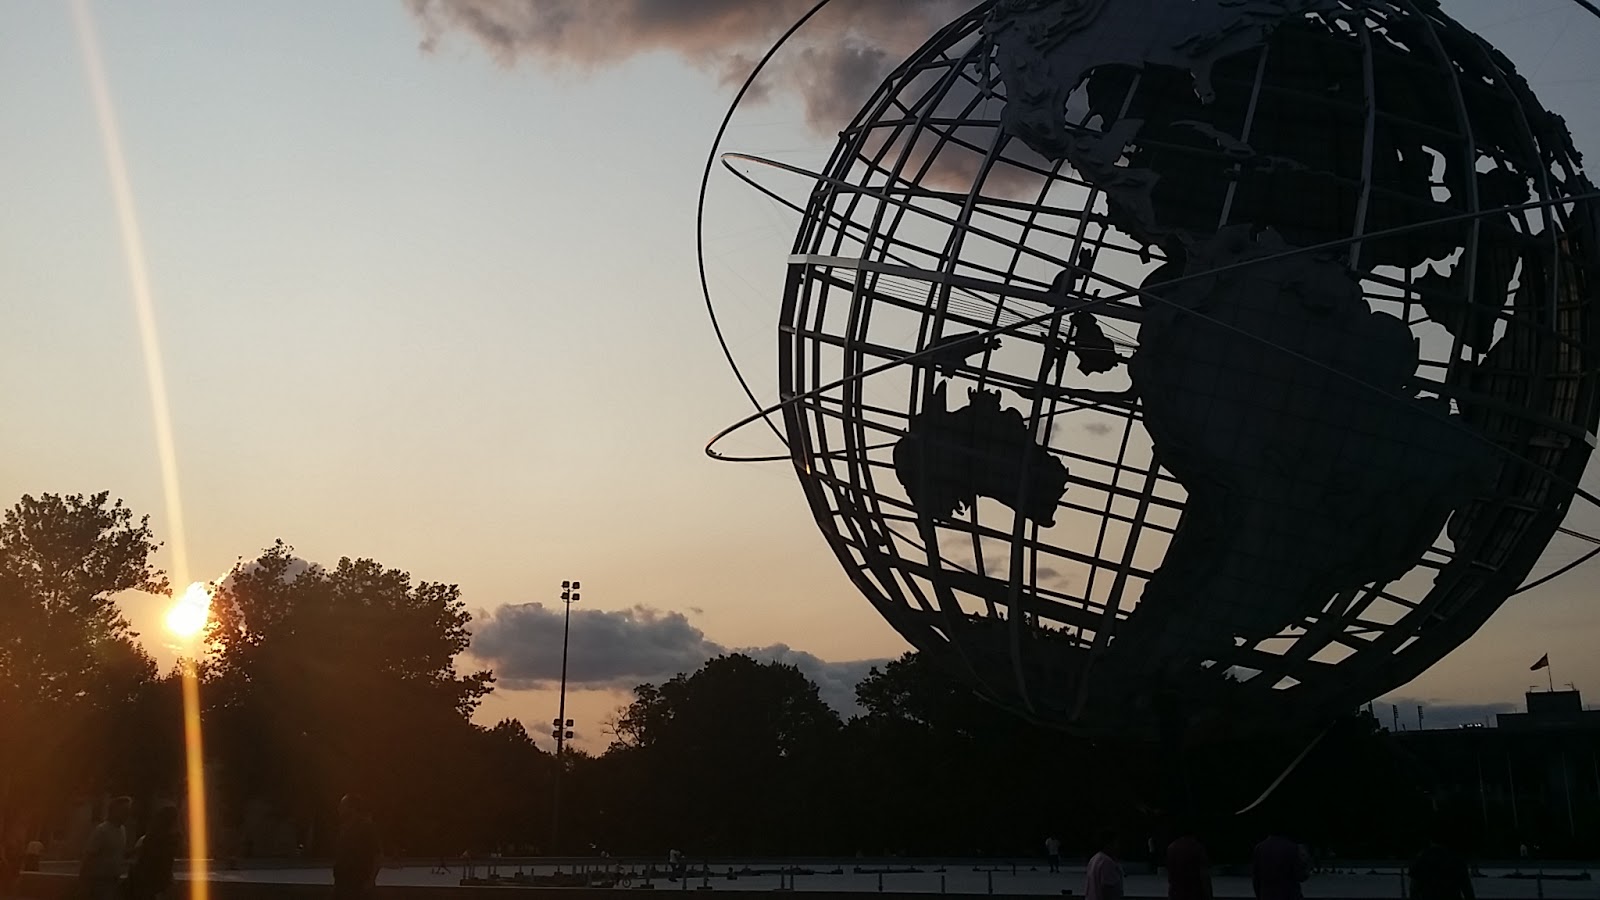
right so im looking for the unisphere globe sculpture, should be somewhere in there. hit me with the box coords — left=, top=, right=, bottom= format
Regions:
left=714, top=0, right=1600, bottom=741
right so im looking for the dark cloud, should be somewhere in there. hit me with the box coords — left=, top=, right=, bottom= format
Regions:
left=1082, top=422, right=1114, bottom=436
left=405, top=1, right=1061, bottom=197
left=745, top=643, right=886, bottom=714
left=403, top=0, right=967, bottom=132
left=220, top=555, right=315, bottom=587
left=472, top=603, right=719, bottom=691
left=1378, top=697, right=1518, bottom=730
left=470, top=602, right=889, bottom=714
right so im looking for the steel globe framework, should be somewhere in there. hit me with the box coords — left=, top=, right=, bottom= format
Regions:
left=710, top=0, right=1600, bottom=740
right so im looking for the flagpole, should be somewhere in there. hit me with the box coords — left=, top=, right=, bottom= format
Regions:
left=1533, top=654, right=1554, bottom=691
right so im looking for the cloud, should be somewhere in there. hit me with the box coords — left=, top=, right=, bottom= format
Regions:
left=219, top=555, right=316, bottom=589
left=1376, top=697, right=1518, bottom=730
left=470, top=602, right=889, bottom=714
left=738, top=643, right=886, bottom=715
left=404, top=1, right=1057, bottom=197
left=403, top=0, right=968, bottom=134
left=1035, top=565, right=1065, bottom=584
left=472, top=604, right=719, bottom=690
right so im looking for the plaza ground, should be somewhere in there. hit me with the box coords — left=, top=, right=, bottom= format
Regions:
left=183, top=859, right=1599, bottom=898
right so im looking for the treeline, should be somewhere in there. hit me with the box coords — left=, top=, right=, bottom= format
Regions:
left=0, top=492, right=1492, bottom=864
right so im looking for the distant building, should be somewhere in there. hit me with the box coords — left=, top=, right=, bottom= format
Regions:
left=1496, top=690, right=1600, bottom=731
left=1394, top=690, right=1600, bottom=858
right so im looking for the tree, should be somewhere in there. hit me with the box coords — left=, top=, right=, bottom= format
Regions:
left=454, top=718, right=553, bottom=852
left=204, top=541, right=493, bottom=853
left=0, top=492, right=166, bottom=703
left=608, top=654, right=842, bottom=854
left=854, top=651, right=1013, bottom=737
left=0, top=492, right=166, bottom=835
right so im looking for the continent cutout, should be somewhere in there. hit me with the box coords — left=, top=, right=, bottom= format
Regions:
left=986, top=0, right=1338, bottom=248
left=985, top=0, right=1558, bottom=300
left=1123, top=227, right=1498, bottom=660
left=1070, top=311, right=1120, bottom=374
left=894, top=382, right=1070, bottom=527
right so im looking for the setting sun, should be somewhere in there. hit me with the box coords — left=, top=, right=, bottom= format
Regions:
left=165, top=581, right=213, bottom=638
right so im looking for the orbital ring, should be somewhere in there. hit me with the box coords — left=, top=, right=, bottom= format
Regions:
left=703, top=166, right=1600, bottom=590
left=694, top=0, right=837, bottom=453
left=707, top=151, right=1600, bottom=474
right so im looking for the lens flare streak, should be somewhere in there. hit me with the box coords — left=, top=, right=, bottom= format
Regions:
left=69, top=3, right=207, bottom=897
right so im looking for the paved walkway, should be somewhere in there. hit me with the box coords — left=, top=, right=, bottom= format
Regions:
left=189, top=863, right=1600, bottom=898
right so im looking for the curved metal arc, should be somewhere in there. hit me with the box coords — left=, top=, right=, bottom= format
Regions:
left=807, top=200, right=1597, bottom=447
left=1570, top=0, right=1600, bottom=21
left=708, top=189, right=1600, bottom=521
left=725, top=150, right=1138, bottom=274
left=711, top=187, right=1600, bottom=453
left=718, top=157, right=1027, bottom=338
left=1558, top=525, right=1600, bottom=544
left=1512, top=545, right=1600, bottom=596
left=695, top=0, right=837, bottom=455
left=706, top=286, right=1123, bottom=463
left=1235, top=722, right=1334, bottom=815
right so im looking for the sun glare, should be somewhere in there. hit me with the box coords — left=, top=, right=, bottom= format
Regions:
left=165, top=581, right=212, bottom=638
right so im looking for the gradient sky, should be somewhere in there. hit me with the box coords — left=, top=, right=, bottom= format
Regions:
left=2, top=1, right=1597, bottom=749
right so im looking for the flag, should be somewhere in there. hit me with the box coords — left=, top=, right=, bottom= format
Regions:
left=1530, top=654, right=1550, bottom=671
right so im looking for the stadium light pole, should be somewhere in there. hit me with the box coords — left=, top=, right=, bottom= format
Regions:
left=551, top=580, right=578, bottom=858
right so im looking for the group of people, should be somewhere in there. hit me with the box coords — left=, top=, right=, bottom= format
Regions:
left=1064, top=826, right=1476, bottom=900
left=59, top=791, right=380, bottom=900
left=78, top=798, right=182, bottom=900
left=1070, top=829, right=1226, bottom=900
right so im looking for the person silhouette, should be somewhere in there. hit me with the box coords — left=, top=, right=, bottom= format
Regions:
left=1165, top=823, right=1212, bottom=900
left=126, top=805, right=181, bottom=900
left=78, top=797, right=132, bottom=900
left=1252, top=830, right=1310, bottom=900
left=333, top=794, right=380, bottom=900
left=1409, top=826, right=1475, bottom=900
left=23, top=837, right=43, bottom=872
left=1086, top=829, right=1125, bottom=900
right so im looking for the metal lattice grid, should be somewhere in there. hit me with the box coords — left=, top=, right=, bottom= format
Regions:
left=757, top=0, right=1599, bottom=740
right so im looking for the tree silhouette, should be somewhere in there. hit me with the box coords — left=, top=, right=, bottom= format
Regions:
left=205, top=541, right=493, bottom=854
left=1, top=491, right=1553, bottom=860
left=0, top=492, right=165, bottom=840
left=605, top=654, right=842, bottom=854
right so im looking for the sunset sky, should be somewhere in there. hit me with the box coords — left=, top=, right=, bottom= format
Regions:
left=3, top=0, right=1598, bottom=749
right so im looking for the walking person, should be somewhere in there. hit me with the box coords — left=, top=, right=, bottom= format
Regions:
left=23, top=838, right=43, bottom=873
left=1085, top=829, right=1125, bottom=900
left=126, top=806, right=181, bottom=900
left=1252, top=830, right=1310, bottom=900
left=1409, top=828, right=1475, bottom=900
left=1045, top=835, right=1062, bottom=873
left=333, top=794, right=380, bottom=900
left=78, top=797, right=132, bottom=900
left=1166, top=826, right=1212, bottom=900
